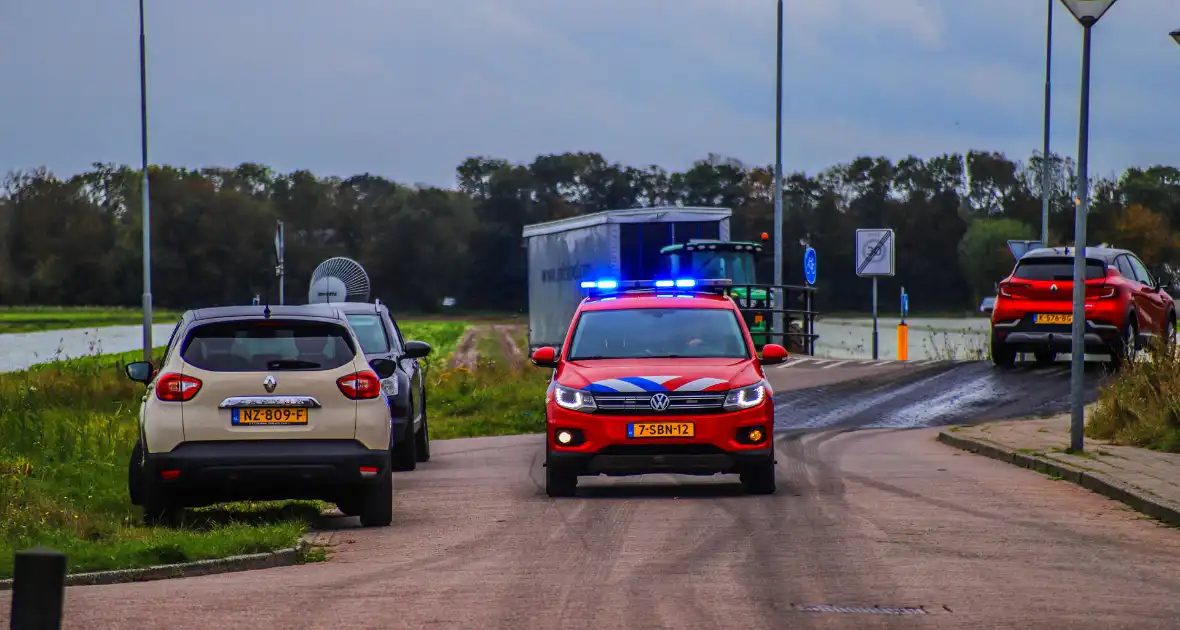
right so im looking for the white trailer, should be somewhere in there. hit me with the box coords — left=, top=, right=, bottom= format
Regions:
left=522, top=206, right=731, bottom=350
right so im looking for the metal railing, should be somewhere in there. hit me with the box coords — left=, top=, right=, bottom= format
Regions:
left=726, top=283, right=819, bottom=356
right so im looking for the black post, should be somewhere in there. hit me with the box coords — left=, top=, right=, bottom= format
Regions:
left=9, top=548, right=67, bottom=630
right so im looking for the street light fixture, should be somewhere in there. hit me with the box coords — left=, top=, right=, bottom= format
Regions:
left=1171, top=29, right=1180, bottom=46
left=1059, top=0, right=1118, bottom=453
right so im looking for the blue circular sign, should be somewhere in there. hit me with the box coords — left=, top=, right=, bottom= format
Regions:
left=803, top=247, right=817, bottom=285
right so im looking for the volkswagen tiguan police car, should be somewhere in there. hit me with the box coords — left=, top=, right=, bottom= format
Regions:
left=529, top=278, right=788, bottom=497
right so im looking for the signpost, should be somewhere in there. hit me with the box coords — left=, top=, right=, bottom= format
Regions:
left=803, top=247, right=817, bottom=285
left=898, top=286, right=909, bottom=361
left=274, top=220, right=285, bottom=305
left=856, top=229, right=896, bottom=360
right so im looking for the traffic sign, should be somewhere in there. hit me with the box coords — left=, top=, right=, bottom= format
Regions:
left=1007, top=239, right=1043, bottom=260
left=855, top=229, right=894, bottom=277
left=803, top=247, right=817, bottom=285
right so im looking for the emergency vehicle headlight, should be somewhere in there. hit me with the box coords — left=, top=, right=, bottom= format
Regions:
left=723, top=381, right=767, bottom=411
left=553, top=383, right=597, bottom=412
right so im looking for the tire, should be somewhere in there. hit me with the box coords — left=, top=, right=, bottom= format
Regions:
left=1034, top=350, right=1056, bottom=366
left=740, top=461, right=777, bottom=495
left=545, top=462, right=578, bottom=498
left=128, top=439, right=145, bottom=506
left=1109, top=318, right=1137, bottom=371
left=991, top=332, right=1016, bottom=368
left=415, top=390, right=430, bottom=463
left=357, top=464, right=394, bottom=527
left=391, top=421, right=417, bottom=472
left=140, top=478, right=181, bottom=526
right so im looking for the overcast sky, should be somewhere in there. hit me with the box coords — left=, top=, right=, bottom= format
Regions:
left=1, top=0, right=1177, bottom=189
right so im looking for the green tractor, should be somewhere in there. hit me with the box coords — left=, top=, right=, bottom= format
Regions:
left=659, top=237, right=774, bottom=348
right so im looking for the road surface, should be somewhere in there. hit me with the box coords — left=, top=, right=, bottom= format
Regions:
left=3, top=359, right=1177, bottom=629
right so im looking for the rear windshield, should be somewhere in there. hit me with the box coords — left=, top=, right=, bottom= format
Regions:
left=180, top=319, right=356, bottom=372
left=568, top=308, right=750, bottom=360
left=1013, top=258, right=1107, bottom=281
left=345, top=314, right=390, bottom=354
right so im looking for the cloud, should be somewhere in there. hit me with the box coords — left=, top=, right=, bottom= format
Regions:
left=0, top=0, right=1176, bottom=189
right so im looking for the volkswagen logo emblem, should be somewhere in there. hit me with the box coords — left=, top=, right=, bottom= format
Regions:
left=1050, top=283, right=1058, bottom=293
left=649, top=393, right=671, bottom=411
left=263, top=375, right=277, bottom=393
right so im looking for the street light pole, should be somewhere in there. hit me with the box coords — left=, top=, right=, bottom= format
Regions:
left=1060, top=0, right=1118, bottom=452
left=139, top=0, right=153, bottom=362
left=772, top=0, right=784, bottom=345
left=1040, top=0, right=1053, bottom=247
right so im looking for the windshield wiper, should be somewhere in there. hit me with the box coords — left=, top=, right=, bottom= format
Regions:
left=267, top=359, right=321, bottom=369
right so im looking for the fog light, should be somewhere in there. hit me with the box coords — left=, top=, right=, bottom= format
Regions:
left=160, top=469, right=181, bottom=480
left=359, top=466, right=378, bottom=477
left=557, top=430, right=574, bottom=445
left=748, top=428, right=764, bottom=443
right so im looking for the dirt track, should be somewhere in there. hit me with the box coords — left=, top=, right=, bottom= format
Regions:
left=3, top=361, right=1176, bottom=629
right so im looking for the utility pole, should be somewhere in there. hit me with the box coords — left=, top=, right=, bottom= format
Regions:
left=139, top=0, right=153, bottom=362
left=772, top=0, right=784, bottom=345
left=1040, top=0, right=1053, bottom=247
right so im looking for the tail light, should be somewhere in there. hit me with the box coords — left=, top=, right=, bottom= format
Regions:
left=998, top=282, right=1027, bottom=298
left=337, top=371, right=381, bottom=400
left=156, top=373, right=202, bottom=402
left=1091, top=285, right=1117, bottom=299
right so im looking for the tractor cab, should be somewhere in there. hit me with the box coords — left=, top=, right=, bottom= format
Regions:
left=659, top=238, right=771, bottom=346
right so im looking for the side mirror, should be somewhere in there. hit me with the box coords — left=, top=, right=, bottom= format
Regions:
left=369, top=358, right=398, bottom=380
left=759, top=344, right=789, bottom=365
left=531, top=346, right=559, bottom=369
left=125, top=361, right=154, bottom=384
left=403, top=340, right=432, bottom=359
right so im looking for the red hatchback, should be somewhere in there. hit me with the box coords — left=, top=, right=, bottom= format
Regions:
left=529, top=279, right=789, bottom=497
left=990, top=247, right=1176, bottom=368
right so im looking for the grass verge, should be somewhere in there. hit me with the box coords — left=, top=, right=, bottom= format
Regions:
left=0, top=320, right=469, bottom=579
left=0, top=306, right=181, bottom=334
left=1087, top=343, right=1180, bottom=453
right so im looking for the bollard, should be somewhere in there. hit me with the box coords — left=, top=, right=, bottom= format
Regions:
left=10, top=547, right=66, bottom=630
left=897, top=323, right=908, bottom=361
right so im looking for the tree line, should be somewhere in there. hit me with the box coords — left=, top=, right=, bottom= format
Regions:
left=1, top=151, right=1178, bottom=315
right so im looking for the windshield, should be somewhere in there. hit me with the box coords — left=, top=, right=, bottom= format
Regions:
left=180, top=319, right=356, bottom=372
left=346, top=314, right=390, bottom=354
left=1013, top=258, right=1106, bottom=281
left=568, top=308, right=749, bottom=360
left=690, top=251, right=756, bottom=284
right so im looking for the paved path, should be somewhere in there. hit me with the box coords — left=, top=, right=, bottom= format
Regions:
left=944, top=413, right=1180, bottom=517
left=4, top=428, right=1180, bottom=629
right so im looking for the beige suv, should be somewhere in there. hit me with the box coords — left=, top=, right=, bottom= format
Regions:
left=124, top=305, right=397, bottom=527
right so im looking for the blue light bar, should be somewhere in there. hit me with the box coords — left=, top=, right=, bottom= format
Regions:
left=580, top=279, right=618, bottom=290
left=655, top=280, right=674, bottom=288
left=674, top=279, right=696, bottom=288
left=580, top=277, right=732, bottom=297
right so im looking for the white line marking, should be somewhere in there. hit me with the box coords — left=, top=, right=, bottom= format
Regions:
left=822, top=361, right=848, bottom=369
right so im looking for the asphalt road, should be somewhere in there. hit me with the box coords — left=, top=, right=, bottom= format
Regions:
left=5, top=359, right=1178, bottom=629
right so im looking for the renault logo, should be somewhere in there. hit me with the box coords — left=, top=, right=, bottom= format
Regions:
left=649, top=393, right=671, bottom=411
left=1050, top=283, right=1058, bottom=293
left=263, top=375, right=277, bottom=393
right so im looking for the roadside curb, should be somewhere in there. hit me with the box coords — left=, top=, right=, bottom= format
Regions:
left=937, top=431, right=1180, bottom=528
left=0, top=535, right=319, bottom=591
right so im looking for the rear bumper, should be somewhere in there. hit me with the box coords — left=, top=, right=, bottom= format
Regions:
left=993, top=318, right=1121, bottom=352
left=144, top=439, right=389, bottom=506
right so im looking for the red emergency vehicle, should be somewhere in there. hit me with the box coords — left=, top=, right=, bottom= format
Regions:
left=529, top=278, right=788, bottom=497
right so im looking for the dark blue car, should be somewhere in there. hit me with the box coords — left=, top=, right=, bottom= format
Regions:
left=310, top=300, right=432, bottom=471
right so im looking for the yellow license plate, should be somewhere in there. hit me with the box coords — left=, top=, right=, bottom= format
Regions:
left=1036, top=314, right=1072, bottom=325
left=628, top=422, right=695, bottom=438
left=233, top=407, right=308, bottom=426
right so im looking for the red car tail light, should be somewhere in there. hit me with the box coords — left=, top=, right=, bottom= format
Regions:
left=337, top=370, right=381, bottom=400
left=156, top=373, right=202, bottom=402
left=1096, top=286, right=1117, bottom=299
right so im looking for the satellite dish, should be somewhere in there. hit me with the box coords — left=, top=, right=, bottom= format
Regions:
left=308, top=257, right=370, bottom=304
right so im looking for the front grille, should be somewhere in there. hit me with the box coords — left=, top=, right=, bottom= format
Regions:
left=597, top=444, right=727, bottom=456
left=592, top=391, right=727, bottom=415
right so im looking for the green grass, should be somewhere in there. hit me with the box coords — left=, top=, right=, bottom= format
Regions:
left=0, top=306, right=181, bottom=334
left=0, top=320, right=470, bottom=579
left=428, top=326, right=550, bottom=440
left=1087, top=342, right=1180, bottom=453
